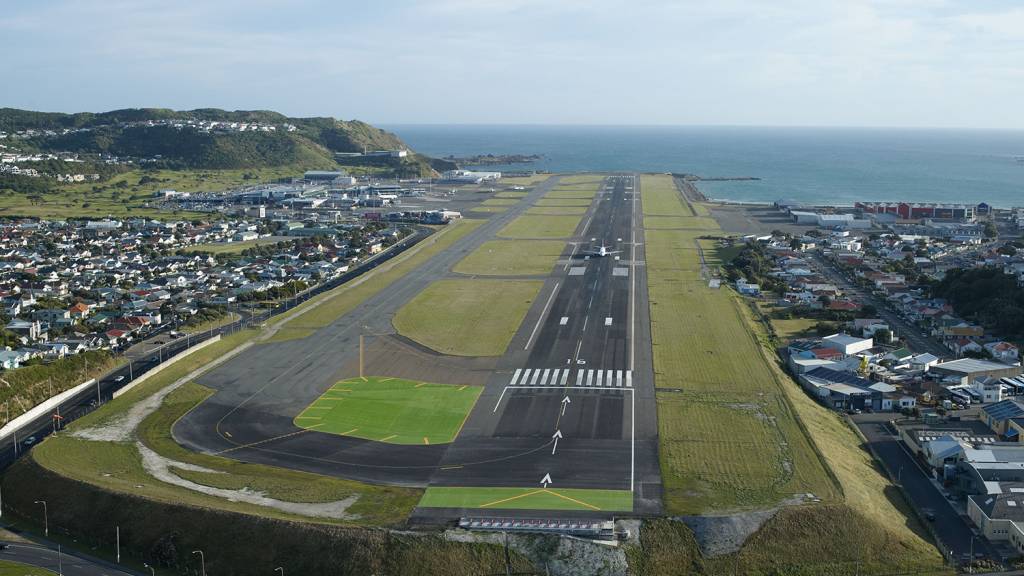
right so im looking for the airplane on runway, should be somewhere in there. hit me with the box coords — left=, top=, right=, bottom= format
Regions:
left=582, top=242, right=621, bottom=257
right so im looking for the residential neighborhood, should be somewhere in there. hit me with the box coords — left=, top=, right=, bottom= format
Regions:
left=0, top=214, right=415, bottom=375
left=725, top=199, right=1024, bottom=563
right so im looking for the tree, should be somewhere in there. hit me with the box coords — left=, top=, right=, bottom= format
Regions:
left=873, top=328, right=893, bottom=345
left=984, top=221, right=998, bottom=239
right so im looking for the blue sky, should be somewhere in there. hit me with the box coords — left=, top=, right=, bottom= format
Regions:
left=2, top=0, right=1023, bottom=128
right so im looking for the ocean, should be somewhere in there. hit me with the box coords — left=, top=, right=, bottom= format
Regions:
left=384, top=125, right=1024, bottom=208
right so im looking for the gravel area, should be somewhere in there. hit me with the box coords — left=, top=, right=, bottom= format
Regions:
left=73, top=341, right=255, bottom=442
left=137, top=442, right=358, bottom=519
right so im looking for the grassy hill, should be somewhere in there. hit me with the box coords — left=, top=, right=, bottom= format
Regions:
left=0, top=107, right=448, bottom=175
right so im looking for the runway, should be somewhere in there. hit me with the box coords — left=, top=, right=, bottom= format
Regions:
left=173, top=174, right=662, bottom=515
left=419, top=175, right=663, bottom=517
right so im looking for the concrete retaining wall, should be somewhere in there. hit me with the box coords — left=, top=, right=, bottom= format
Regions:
left=0, top=378, right=97, bottom=441
left=113, top=335, right=221, bottom=399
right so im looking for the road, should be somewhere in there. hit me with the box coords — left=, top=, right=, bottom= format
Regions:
left=809, top=252, right=950, bottom=358
left=852, top=413, right=996, bottom=564
left=0, top=541, right=138, bottom=576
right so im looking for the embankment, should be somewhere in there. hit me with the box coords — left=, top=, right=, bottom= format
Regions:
left=1, top=457, right=534, bottom=575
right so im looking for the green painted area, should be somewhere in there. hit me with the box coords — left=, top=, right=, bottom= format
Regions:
left=418, top=486, right=633, bottom=512
left=294, top=377, right=482, bottom=445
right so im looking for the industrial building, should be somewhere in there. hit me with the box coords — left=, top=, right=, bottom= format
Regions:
left=856, top=202, right=977, bottom=222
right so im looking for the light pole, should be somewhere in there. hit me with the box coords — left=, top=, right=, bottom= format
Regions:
left=33, top=500, right=47, bottom=536
left=143, top=563, right=155, bottom=576
left=275, top=568, right=284, bottom=576
left=192, top=550, right=205, bottom=576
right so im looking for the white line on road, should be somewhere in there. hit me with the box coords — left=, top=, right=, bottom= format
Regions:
left=493, top=386, right=508, bottom=413
left=524, top=281, right=560, bottom=350
left=509, top=368, right=522, bottom=386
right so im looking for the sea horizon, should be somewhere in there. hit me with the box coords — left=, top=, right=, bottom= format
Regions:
left=385, top=124, right=1024, bottom=209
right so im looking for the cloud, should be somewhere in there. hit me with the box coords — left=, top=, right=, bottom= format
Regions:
left=1, top=0, right=1023, bottom=127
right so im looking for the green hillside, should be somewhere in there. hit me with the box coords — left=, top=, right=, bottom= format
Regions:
left=0, top=107, right=447, bottom=175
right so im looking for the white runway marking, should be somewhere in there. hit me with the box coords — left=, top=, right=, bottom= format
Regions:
left=524, top=281, right=560, bottom=350
left=586, top=370, right=595, bottom=386
left=596, top=370, right=604, bottom=387
left=617, top=370, right=624, bottom=387
left=626, top=371, right=633, bottom=388
left=540, top=369, right=551, bottom=386
left=530, top=370, right=541, bottom=386
left=561, top=370, right=570, bottom=386
left=559, top=316, right=569, bottom=325
left=510, top=368, right=522, bottom=385
left=605, top=317, right=613, bottom=326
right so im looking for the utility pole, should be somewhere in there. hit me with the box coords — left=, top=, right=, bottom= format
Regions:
left=192, top=550, right=206, bottom=576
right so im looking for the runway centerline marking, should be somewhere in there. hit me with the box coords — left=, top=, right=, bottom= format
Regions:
left=524, top=281, right=560, bottom=350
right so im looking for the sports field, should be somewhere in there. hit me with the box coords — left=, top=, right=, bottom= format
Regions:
left=393, top=278, right=542, bottom=356
left=294, top=377, right=482, bottom=445
left=454, top=240, right=566, bottom=276
left=418, top=486, right=633, bottom=512
left=498, top=214, right=582, bottom=239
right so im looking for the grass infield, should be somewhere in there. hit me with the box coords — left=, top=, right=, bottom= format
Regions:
left=294, top=377, right=482, bottom=445
left=418, top=486, right=633, bottom=512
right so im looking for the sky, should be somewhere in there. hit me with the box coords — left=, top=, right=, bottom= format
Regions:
left=2, top=0, right=1024, bottom=129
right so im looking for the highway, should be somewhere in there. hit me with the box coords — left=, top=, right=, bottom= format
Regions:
left=0, top=541, right=138, bottom=575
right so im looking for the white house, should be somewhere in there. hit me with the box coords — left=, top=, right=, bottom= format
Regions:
left=986, top=341, right=1021, bottom=364
left=822, top=333, right=874, bottom=356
